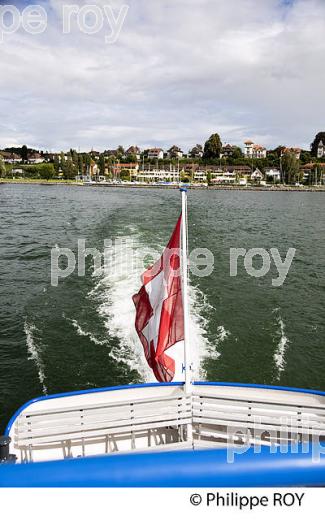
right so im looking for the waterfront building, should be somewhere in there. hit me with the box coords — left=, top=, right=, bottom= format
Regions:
left=147, top=148, right=164, bottom=160
left=282, top=147, right=301, bottom=160
left=251, top=168, right=264, bottom=183
left=112, top=162, right=139, bottom=178
left=136, top=168, right=180, bottom=182
left=27, top=152, right=45, bottom=164
left=193, top=170, right=207, bottom=182
left=244, top=140, right=267, bottom=159
left=166, top=145, right=184, bottom=159
left=126, top=146, right=141, bottom=160
left=317, top=140, right=325, bottom=158
left=220, top=144, right=239, bottom=158
left=265, top=168, right=281, bottom=182
left=189, top=145, right=203, bottom=158
left=211, top=170, right=237, bottom=184
left=0, top=151, right=22, bottom=164
left=76, top=174, right=92, bottom=183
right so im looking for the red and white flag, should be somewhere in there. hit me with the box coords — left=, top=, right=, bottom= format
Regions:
left=132, top=215, right=184, bottom=382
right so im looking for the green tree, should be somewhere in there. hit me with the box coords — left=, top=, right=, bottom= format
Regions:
left=116, top=146, right=125, bottom=159
left=311, top=132, right=325, bottom=157
left=281, top=152, right=301, bottom=184
left=231, top=146, right=243, bottom=159
left=0, top=155, right=6, bottom=177
left=84, top=154, right=91, bottom=173
left=21, top=145, right=28, bottom=163
left=315, top=164, right=325, bottom=185
left=126, top=153, right=137, bottom=163
left=39, top=163, right=55, bottom=180
left=52, top=155, right=59, bottom=174
left=78, top=154, right=84, bottom=175
left=203, top=133, right=222, bottom=160
left=99, top=154, right=106, bottom=176
left=206, top=172, right=212, bottom=186
left=300, top=150, right=312, bottom=164
left=62, top=155, right=77, bottom=179
left=120, top=169, right=130, bottom=181
left=189, top=144, right=203, bottom=158
left=60, top=151, right=66, bottom=171
left=71, top=149, right=78, bottom=167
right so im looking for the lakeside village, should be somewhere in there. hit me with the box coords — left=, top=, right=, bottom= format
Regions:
left=1, top=132, right=325, bottom=188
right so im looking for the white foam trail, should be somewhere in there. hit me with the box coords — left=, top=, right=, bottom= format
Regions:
left=216, top=325, right=230, bottom=343
left=273, top=309, right=289, bottom=377
left=24, top=320, right=48, bottom=395
left=68, top=318, right=106, bottom=346
left=90, top=234, right=155, bottom=380
left=90, top=230, right=212, bottom=382
left=188, top=284, right=218, bottom=375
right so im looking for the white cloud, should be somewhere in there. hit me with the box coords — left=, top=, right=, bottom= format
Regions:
left=0, top=0, right=325, bottom=151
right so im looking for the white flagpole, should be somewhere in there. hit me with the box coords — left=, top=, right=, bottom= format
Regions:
left=180, top=187, right=192, bottom=395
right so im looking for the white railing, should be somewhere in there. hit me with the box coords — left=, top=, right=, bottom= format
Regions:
left=14, top=394, right=192, bottom=462
left=12, top=386, right=325, bottom=462
left=192, top=391, right=325, bottom=447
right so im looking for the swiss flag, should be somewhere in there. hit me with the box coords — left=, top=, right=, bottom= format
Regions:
left=132, top=215, right=184, bottom=382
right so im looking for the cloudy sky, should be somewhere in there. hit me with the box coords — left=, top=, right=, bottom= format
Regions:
left=1, top=0, right=325, bottom=152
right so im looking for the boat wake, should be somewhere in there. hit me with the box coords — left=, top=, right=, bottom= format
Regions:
left=24, top=319, right=48, bottom=395
left=216, top=325, right=231, bottom=353
left=88, top=228, right=212, bottom=382
left=68, top=318, right=107, bottom=347
left=273, top=308, right=289, bottom=379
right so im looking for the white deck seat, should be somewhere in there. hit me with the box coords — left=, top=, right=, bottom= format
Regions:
left=192, top=392, right=325, bottom=446
left=14, top=394, right=192, bottom=462
left=11, top=385, right=325, bottom=463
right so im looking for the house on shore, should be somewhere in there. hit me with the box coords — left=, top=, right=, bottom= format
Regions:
left=147, top=148, right=164, bottom=160
left=244, top=140, right=267, bottom=159
left=251, top=168, right=264, bottom=184
left=193, top=170, right=207, bottom=182
left=137, top=168, right=180, bottom=183
left=28, top=152, right=45, bottom=164
left=265, top=168, right=281, bottom=182
left=166, top=146, right=184, bottom=159
left=301, top=162, right=325, bottom=184
left=112, top=163, right=139, bottom=179
left=189, top=145, right=203, bottom=159
left=282, top=147, right=301, bottom=160
left=126, top=146, right=141, bottom=160
left=220, top=144, right=240, bottom=158
left=0, top=151, right=22, bottom=164
left=317, top=141, right=325, bottom=158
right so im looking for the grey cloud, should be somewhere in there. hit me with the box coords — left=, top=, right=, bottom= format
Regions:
left=0, top=0, right=325, bottom=151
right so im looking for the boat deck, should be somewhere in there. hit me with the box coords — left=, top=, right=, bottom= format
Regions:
left=7, top=383, right=325, bottom=463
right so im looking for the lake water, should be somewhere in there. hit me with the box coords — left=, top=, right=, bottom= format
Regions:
left=0, top=184, right=324, bottom=430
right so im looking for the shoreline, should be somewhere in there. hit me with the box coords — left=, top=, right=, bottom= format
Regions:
left=1, top=179, right=325, bottom=192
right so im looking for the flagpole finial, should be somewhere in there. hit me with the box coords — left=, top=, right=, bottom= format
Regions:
left=180, top=186, right=188, bottom=193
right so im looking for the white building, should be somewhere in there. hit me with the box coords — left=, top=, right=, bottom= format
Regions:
left=0, top=152, right=22, bottom=164
left=212, top=171, right=237, bottom=184
left=167, top=146, right=183, bottom=159
left=283, top=147, right=301, bottom=160
left=76, top=174, right=93, bottom=183
left=265, top=168, right=281, bottom=182
left=189, top=145, right=203, bottom=158
left=137, top=168, right=180, bottom=182
left=251, top=168, right=264, bottom=183
left=193, top=170, right=207, bottom=182
left=28, top=153, right=45, bottom=164
left=126, top=146, right=141, bottom=160
left=317, top=141, right=325, bottom=158
left=244, top=140, right=267, bottom=159
left=147, top=148, right=164, bottom=160
left=11, top=168, right=24, bottom=175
